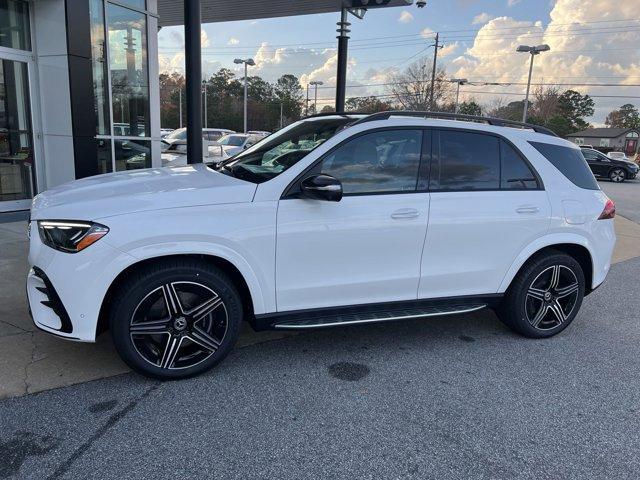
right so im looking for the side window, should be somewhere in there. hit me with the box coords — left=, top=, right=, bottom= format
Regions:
left=431, top=130, right=499, bottom=190
left=320, top=129, right=423, bottom=195
left=530, top=141, right=599, bottom=190
left=500, top=140, right=539, bottom=189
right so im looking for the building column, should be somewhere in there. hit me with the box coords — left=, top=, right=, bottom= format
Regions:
left=184, top=0, right=202, bottom=164
left=335, top=8, right=349, bottom=113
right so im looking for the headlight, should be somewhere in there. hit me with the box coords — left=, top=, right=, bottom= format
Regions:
left=38, top=221, right=109, bottom=253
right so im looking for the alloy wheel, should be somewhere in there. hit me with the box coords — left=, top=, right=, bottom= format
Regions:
left=129, top=281, right=228, bottom=370
left=525, top=265, right=580, bottom=330
left=610, top=169, right=625, bottom=182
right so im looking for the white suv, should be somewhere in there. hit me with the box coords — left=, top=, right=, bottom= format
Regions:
left=27, top=112, right=616, bottom=379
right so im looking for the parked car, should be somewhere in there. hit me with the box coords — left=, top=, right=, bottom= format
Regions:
left=582, top=147, right=638, bottom=182
left=161, top=127, right=235, bottom=153
left=607, top=151, right=630, bottom=161
left=207, top=133, right=268, bottom=163
left=160, top=128, right=175, bottom=138
left=247, top=130, right=272, bottom=137
left=27, top=112, right=616, bottom=379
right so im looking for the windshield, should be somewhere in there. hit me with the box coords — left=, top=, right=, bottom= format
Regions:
left=165, top=128, right=187, bottom=140
left=609, top=152, right=625, bottom=159
left=219, top=117, right=354, bottom=183
left=218, top=135, right=247, bottom=146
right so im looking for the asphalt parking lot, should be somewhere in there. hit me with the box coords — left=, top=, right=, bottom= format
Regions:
left=1, top=179, right=640, bottom=479
left=600, top=177, right=640, bottom=223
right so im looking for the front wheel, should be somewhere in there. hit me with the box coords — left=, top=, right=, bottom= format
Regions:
left=609, top=168, right=626, bottom=183
left=498, top=251, right=585, bottom=338
left=109, top=259, right=242, bottom=379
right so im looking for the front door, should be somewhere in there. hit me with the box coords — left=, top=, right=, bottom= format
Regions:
left=276, top=129, right=429, bottom=312
left=582, top=149, right=610, bottom=176
left=0, top=56, right=37, bottom=212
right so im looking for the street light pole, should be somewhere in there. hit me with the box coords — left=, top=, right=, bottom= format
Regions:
left=234, top=58, right=255, bottom=133
left=450, top=78, right=468, bottom=113
left=309, top=80, right=323, bottom=115
left=517, top=44, right=550, bottom=123
left=178, top=87, right=183, bottom=129
left=202, top=80, right=208, bottom=129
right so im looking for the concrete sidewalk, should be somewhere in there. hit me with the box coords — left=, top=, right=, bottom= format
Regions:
left=2, top=215, right=640, bottom=399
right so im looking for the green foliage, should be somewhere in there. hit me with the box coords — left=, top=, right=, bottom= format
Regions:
left=345, top=96, right=394, bottom=113
left=605, top=104, right=640, bottom=129
left=457, top=101, right=482, bottom=116
left=160, top=71, right=305, bottom=131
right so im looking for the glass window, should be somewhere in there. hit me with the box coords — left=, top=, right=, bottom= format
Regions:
left=500, top=141, right=539, bottom=190
left=0, top=59, right=34, bottom=201
left=599, top=138, right=610, bottom=148
left=89, top=0, right=110, bottom=135
left=431, top=131, right=499, bottom=191
left=0, top=0, right=31, bottom=51
left=223, top=117, right=352, bottom=184
left=117, top=0, right=146, bottom=10
left=320, top=130, right=422, bottom=195
left=115, top=139, right=150, bottom=171
left=97, top=138, right=113, bottom=174
left=107, top=3, right=149, bottom=137
left=530, top=142, right=599, bottom=190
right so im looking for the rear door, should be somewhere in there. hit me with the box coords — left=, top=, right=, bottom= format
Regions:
left=582, top=149, right=609, bottom=177
left=419, top=129, right=551, bottom=299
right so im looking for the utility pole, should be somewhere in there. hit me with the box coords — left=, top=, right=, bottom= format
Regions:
left=309, top=81, right=323, bottom=115
left=429, top=32, right=442, bottom=111
left=449, top=78, right=468, bottom=113
left=305, top=83, right=310, bottom=116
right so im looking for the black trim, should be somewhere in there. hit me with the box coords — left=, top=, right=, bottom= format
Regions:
left=250, top=295, right=502, bottom=331
left=31, top=267, right=74, bottom=334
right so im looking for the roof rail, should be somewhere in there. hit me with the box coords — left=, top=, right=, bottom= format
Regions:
left=349, top=110, right=558, bottom=137
left=301, top=111, right=368, bottom=120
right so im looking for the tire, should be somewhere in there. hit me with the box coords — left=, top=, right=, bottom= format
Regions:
left=109, top=258, right=243, bottom=380
left=609, top=168, right=626, bottom=183
left=497, top=251, right=585, bottom=338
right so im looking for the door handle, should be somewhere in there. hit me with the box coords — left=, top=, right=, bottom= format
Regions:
left=516, top=205, right=540, bottom=214
left=391, top=208, right=420, bottom=219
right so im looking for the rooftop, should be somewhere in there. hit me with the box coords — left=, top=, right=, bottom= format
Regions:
left=566, top=127, right=638, bottom=138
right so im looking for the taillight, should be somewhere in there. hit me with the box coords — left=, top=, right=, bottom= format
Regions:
left=598, top=198, right=616, bottom=220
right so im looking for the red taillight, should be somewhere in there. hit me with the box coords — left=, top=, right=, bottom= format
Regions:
left=598, top=198, right=616, bottom=220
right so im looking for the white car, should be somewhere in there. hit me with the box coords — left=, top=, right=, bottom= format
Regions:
left=607, top=151, right=630, bottom=161
left=208, top=133, right=268, bottom=163
left=161, top=127, right=235, bottom=153
left=27, top=112, right=616, bottom=379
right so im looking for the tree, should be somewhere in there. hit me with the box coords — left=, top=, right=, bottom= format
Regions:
left=605, top=104, right=640, bottom=129
left=274, top=74, right=304, bottom=123
left=387, top=56, right=453, bottom=110
left=458, top=101, right=482, bottom=116
left=159, top=72, right=185, bottom=129
left=529, top=86, right=560, bottom=123
left=345, top=96, right=394, bottom=113
left=491, top=101, right=525, bottom=121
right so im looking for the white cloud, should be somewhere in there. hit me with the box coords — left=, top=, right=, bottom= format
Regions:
left=420, top=27, right=435, bottom=39
left=227, top=37, right=239, bottom=45
left=472, top=12, right=494, bottom=25
left=449, top=0, right=640, bottom=122
left=201, top=30, right=210, bottom=48
left=398, top=10, right=414, bottom=23
left=507, top=0, right=521, bottom=6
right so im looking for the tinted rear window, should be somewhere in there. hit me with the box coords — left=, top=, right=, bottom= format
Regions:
left=529, top=142, right=599, bottom=190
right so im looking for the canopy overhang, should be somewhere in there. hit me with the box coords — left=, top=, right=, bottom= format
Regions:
left=157, top=0, right=413, bottom=27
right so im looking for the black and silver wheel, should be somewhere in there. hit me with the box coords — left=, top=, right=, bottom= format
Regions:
left=110, top=259, right=242, bottom=379
left=498, top=251, right=585, bottom=338
left=609, top=168, right=626, bottom=183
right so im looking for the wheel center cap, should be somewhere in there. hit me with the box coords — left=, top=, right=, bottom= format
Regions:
left=544, top=292, right=552, bottom=301
left=173, top=317, right=187, bottom=331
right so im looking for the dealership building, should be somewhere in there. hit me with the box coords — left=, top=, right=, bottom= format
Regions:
left=0, top=0, right=411, bottom=213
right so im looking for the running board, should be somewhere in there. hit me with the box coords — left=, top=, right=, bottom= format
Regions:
left=271, top=304, right=487, bottom=330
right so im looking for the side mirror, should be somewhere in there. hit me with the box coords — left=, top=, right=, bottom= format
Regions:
left=300, top=174, right=343, bottom=202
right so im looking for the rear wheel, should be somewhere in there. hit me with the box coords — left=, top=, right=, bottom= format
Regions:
left=609, top=168, right=626, bottom=182
left=109, top=259, right=242, bottom=379
left=498, top=251, right=585, bottom=338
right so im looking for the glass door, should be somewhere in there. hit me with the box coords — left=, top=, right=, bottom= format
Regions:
left=0, top=57, right=35, bottom=212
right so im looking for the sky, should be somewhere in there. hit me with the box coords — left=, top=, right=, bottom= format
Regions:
left=157, top=0, right=640, bottom=125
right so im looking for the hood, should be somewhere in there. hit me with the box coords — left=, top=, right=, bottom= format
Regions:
left=31, top=164, right=257, bottom=221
